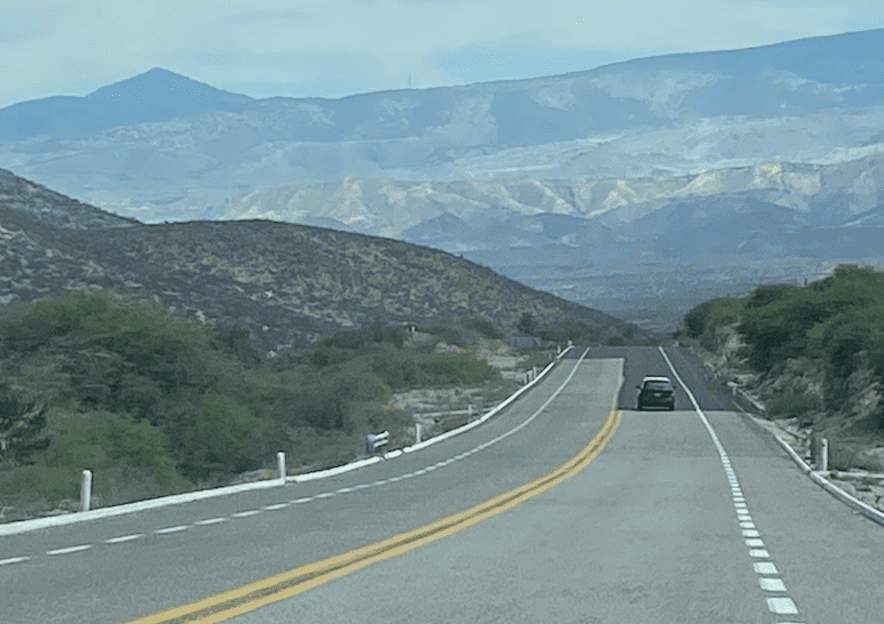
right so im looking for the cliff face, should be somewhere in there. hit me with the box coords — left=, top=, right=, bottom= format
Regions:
left=0, top=168, right=647, bottom=352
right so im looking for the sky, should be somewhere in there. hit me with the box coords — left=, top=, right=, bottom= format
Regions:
left=2, top=0, right=884, bottom=110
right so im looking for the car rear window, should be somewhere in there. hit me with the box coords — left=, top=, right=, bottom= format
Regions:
left=645, top=381, right=671, bottom=390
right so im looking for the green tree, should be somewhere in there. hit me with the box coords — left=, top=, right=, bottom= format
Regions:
left=517, top=313, right=536, bottom=335
left=0, top=384, right=49, bottom=466
left=39, top=404, right=181, bottom=486
left=175, top=393, right=265, bottom=480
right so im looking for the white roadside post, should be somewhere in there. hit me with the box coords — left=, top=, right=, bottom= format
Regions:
left=366, top=431, right=390, bottom=455
left=415, top=422, right=422, bottom=444
left=80, top=469, right=92, bottom=512
left=821, top=438, right=828, bottom=472
left=277, top=452, right=286, bottom=484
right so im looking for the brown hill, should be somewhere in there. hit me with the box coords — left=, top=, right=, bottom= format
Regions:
left=0, top=168, right=650, bottom=351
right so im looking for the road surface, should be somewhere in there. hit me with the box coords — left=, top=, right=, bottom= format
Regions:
left=2, top=345, right=883, bottom=623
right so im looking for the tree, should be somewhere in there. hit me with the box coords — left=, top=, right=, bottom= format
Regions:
left=0, top=383, right=50, bottom=466
left=517, top=313, right=536, bottom=335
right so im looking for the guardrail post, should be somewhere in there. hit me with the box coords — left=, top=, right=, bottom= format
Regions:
left=821, top=438, right=828, bottom=472
left=80, top=469, right=92, bottom=512
left=277, top=451, right=286, bottom=484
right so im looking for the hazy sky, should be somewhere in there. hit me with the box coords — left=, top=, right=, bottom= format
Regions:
left=2, top=0, right=883, bottom=109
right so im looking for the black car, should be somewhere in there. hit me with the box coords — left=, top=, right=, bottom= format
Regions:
left=636, top=376, right=676, bottom=411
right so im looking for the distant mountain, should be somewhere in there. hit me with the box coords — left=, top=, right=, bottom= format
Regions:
left=2, top=29, right=884, bottom=334
left=0, top=168, right=647, bottom=349
left=0, top=68, right=254, bottom=141
left=1, top=29, right=883, bottom=222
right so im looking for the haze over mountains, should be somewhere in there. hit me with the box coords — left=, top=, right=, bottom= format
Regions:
left=2, top=28, right=883, bottom=332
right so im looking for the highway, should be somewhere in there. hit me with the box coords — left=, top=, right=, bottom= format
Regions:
left=2, top=345, right=884, bottom=623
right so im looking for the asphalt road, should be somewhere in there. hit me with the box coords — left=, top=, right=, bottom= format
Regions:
left=3, top=346, right=884, bottom=623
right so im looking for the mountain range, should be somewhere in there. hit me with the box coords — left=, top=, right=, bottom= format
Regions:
left=2, top=28, right=883, bottom=332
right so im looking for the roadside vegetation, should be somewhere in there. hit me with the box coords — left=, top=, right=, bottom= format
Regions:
left=0, top=288, right=578, bottom=520
left=677, top=264, right=884, bottom=470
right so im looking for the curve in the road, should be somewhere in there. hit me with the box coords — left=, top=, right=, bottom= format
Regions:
left=119, top=349, right=623, bottom=623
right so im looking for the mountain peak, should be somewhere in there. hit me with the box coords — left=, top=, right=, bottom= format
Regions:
left=86, top=67, right=253, bottom=106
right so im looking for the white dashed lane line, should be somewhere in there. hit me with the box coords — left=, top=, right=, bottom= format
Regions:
left=105, top=533, right=143, bottom=544
left=659, top=347, right=805, bottom=624
left=263, top=503, right=289, bottom=511
left=47, top=544, right=93, bottom=556
left=194, top=517, right=227, bottom=526
left=231, top=510, right=262, bottom=518
left=3, top=348, right=594, bottom=566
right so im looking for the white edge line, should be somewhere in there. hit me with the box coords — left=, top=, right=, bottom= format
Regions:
left=0, top=346, right=578, bottom=536
left=744, top=399, right=884, bottom=528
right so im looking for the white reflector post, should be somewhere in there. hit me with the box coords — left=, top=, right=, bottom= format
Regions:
left=277, top=452, right=286, bottom=484
left=80, top=469, right=92, bottom=512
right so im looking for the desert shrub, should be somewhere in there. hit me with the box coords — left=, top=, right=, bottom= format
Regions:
left=365, top=343, right=424, bottom=389
left=766, top=393, right=809, bottom=419
left=606, top=336, right=626, bottom=346
left=174, top=393, right=265, bottom=480
left=210, top=323, right=261, bottom=367
left=684, top=296, right=744, bottom=339
left=418, top=352, right=498, bottom=385
left=37, top=403, right=182, bottom=486
left=465, top=317, right=507, bottom=340
left=0, top=464, right=79, bottom=506
left=271, top=361, right=389, bottom=432
left=0, top=383, right=49, bottom=466
left=807, top=305, right=884, bottom=379
left=517, top=313, right=536, bottom=335
left=417, top=319, right=468, bottom=347
left=738, top=265, right=884, bottom=376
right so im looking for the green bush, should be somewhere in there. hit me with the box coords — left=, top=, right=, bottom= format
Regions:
left=417, top=319, right=468, bottom=347
left=517, top=313, right=536, bottom=335
left=738, top=265, right=884, bottom=377
left=465, top=317, right=507, bottom=340
left=766, top=393, right=809, bottom=419
left=0, top=383, right=49, bottom=466
left=418, top=352, right=499, bottom=385
left=0, top=464, right=80, bottom=506
left=38, top=404, right=181, bottom=483
left=174, top=393, right=265, bottom=480
left=684, top=296, right=744, bottom=339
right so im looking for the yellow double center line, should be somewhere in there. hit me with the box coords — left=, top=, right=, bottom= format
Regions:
left=124, top=409, right=621, bottom=623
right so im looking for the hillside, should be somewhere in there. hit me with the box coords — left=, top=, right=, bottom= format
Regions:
left=677, top=265, right=884, bottom=478
left=0, top=167, right=649, bottom=352
left=0, top=288, right=543, bottom=523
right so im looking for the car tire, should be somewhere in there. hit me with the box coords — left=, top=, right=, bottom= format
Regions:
left=668, top=403, right=675, bottom=411
left=637, top=401, right=643, bottom=411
